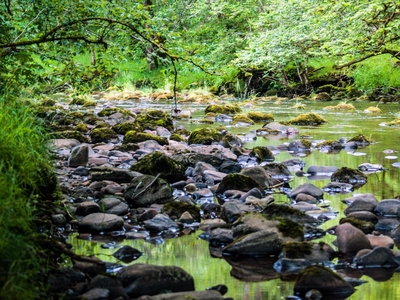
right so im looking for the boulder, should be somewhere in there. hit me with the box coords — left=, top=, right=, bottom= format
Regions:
left=75, top=201, right=101, bottom=216
left=68, top=144, right=89, bottom=167
left=216, top=173, right=264, bottom=195
left=124, top=175, right=173, bottom=207
left=113, top=245, right=143, bottom=263
left=117, top=264, right=195, bottom=298
left=79, top=213, right=124, bottom=232
left=289, top=183, right=324, bottom=202
left=335, top=223, right=371, bottom=256
left=143, top=214, right=179, bottom=232
left=375, top=199, right=400, bottom=217
left=86, top=274, right=128, bottom=300
left=331, top=167, right=367, bottom=184
left=97, top=197, right=129, bottom=216
left=354, top=247, right=399, bottom=268
left=240, top=166, right=273, bottom=189
left=294, top=266, right=355, bottom=299
left=90, top=167, right=141, bottom=183
left=130, top=152, right=186, bottom=182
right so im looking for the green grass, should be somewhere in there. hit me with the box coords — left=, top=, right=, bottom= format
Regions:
left=0, top=99, right=56, bottom=299
left=349, top=54, right=400, bottom=93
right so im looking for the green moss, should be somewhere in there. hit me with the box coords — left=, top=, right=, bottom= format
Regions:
left=98, top=107, right=134, bottom=117
left=90, top=127, right=118, bottom=143
left=187, top=128, right=223, bottom=145
left=299, top=139, right=312, bottom=149
left=82, top=100, right=97, bottom=107
left=331, top=167, right=367, bottom=183
left=130, top=151, right=186, bottom=182
left=75, top=123, right=88, bottom=133
left=123, top=130, right=169, bottom=145
left=204, top=104, right=242, bottom=114
left=339, top=217, right=374, bottom=234
left=53, top=130, right=90, bottom=143
left=69, top=96, right=86, bottom=105
left=262, top=203, right=315, bottom=224
left=136, top=109, right=174, bottom=131
left=40, top=98, right=57, bottom=107
left=289, top=112, right=328, bottom=125
left=316, top=140, right=340, bottom=147
left=112, top=121, right=142, bottom=135
left=69, top=111, right=85, bottom=120
left=193, top=119, right=215, bottom=124
left=347, top=134, right=373, bottom=144
left=174, top=128, right=191, bottom=136
left=170, top=133, right=186, bottom=142
left=276, top=217, right=304, bottom=239
left=247, top=112, right=274, bottom=122
left=282, top=241, right=313, bottom=258
left=250, top=146, right=274, bottom=161
left=232, top=114, right=255, bottom=125
left=388, top=119, right=400, bottom=126
left=83, top=113, right=101, bottom=125
left=216, top=173, right=263, bottom=194
left=162, top=202, right=200, bottom=221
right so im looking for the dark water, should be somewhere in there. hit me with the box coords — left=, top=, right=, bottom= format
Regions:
left=68, top=99, right=400, bottom=299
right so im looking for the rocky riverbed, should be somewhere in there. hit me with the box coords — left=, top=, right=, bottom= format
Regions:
left=37, top=92, right=400, bottom=300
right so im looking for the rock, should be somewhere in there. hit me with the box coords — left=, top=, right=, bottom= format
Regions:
left=79, top=213, right=124, bottom=232
left=331, top=167, right=368, bottom=184
left=289, top=183, right=324, bottom=202
left=87, top=274, right=128, bottom=300
left=124, top=175, right=173, bottom=207
left=335, top=223, right=371, bottom=256
left=306, top=165, right=338, bottom=175
left=344, top=196, right=378, bottom=215
left=130, top=151, right=186, bottom=182
left=345, top=211, right=379, bottom=224
left=322, top=182, right=353, bottom=194
left=97, top=197, right=129, bottom=216
left=314, top=92, right=332, bottom=101
left=117, top=264, right=195, bottom=298
left=262, top=121, right=299, bottom=135
left=366, top=234, right=394, bottom=248
left=280, top=241, right=335, bottom=262
left=90, top=166, right=141, bottom=183
left=113, top=245, right=143, bottom=263
left=47, top=267, right=86, bottom=293
left=273, top=258, right=311, bottom=274
left=136, top=290, right=225, bottom=300
left=178, top=211, right=195, bottom=224
left=208, top=228, right=234, bottom=247
left=222, top=230, right=283, bottom=257
left=240, top=166, right=273, bottom=189
left=75, top=201, right=101, bottom=216
left=358, top=163, right=384, bottom=172
left=73, top=259, right=107, bottom=278
left=90, top=127, right=118, bottom=143
left=354, top=247, right=399, bottom=268
left=162, top=201, right=200, bottom=221
left=263, top=203, right=319, bottom=225
left=375, top=199, right=400, bottom=217
left=342, top=193, right=378, bottom=206
left=81, top=287, right=109, bottom=300
left=50, top=138, right=81, bottom=149
left=221, top=201, right=245, bottom=223
left=143, top=214, right=179, bottom=232
left=216, top=173, right=264, bottom=195
left=68, top=144, right=89, bottom=167
left=294, top=266, right=355, bottom=299
left=188, top=128, right=223, bottom=145
left=249, top=146, right=274, bottom=162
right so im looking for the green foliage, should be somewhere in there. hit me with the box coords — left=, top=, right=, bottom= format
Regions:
left=0, top=99, right=55, bottom=299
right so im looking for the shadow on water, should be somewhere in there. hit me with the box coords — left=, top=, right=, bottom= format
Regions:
left=68, top=99, right=400, bottom=299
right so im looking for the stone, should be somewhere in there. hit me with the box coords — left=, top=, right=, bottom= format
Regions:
left=79, top=213, right=124, bottom=232
left=87, top=274, right=128, bottom=300
left=90, top=166, right=141, bottom=183
left=354, top=246, right=399, bottom=268
left=76, top=201, right=101, bottom=216
left=344, top=196, right=378, bottom=215
left=117, top=264, right=195, bottom=298
left=113, top=245, right=143, bottom=263
left=143, top=214, right=179, bottom=232
left=366, top=234, right=394, bottom=249
left=68, top=144, right=89, bottom=167
left=222, top=230, right=283, bottom=257
left=124, top=175, right=173, bottom=207
left=289, top=183, right=324, bottom=202
left=294, top=266, right=355, bottom=299
left=216, top=173, right=264, bottom=194
left=240, top=166, right=273, bottom=189
left=81, top=287, right=109, bottom=300
left=97, top=197, right=129, bottom=216
left=335, top=223, right=371, bottom=256
left=375, top=199, right=400, bottom=217
left=136, top=290, right=225, bottom=300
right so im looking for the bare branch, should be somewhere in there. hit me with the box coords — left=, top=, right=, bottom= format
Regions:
left=13, top=8, right=46, bottom=43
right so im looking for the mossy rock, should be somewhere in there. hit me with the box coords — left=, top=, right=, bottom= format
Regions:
left=123, top=131, right=168, bottom=145
left=364, top=106, right=382, bottom=113
left=174, top=127, right=191, bottom=136
left=247, top=112, right=274, bottom=122
left=90, top=127, right=118, bottom=143
left=94, top=121, right=111, bottom=128
left=98, top=107, right=134, bottom=117
left=187, top=128, right=223, bottom=145
left=30, top=106, right=53, bottom=118
left=323, top=103, right=355, bottom=110
left=194, top=119, right=215, bottom=124
left=315, top=140, right=343, bottom=149
left=112, top=121, right=142, bottom=135
left=69, top=111, right=86, bottom=120
left=339, top=217, right=375, bottom=234
left=162, top=202, right=200, bottom=221
left=331, top=167, right=368, bottom=184
left=221, top=132, right=243, bottom=148
left=169, top=133, right=186, bottom=142
left=262, top=203, right=319, bottom=225
left=136, top=109, right=174, bottom=131
left=204, top=104, right=242, bottom=114
left=83, top=113, right=101, bottom=125
left=82, top=100, right=97, bottom=107
left=69, top=96, right=87, bottom=105
left=130, top=151, right=186, bottom=182
left=347, top=134, right=373, bottom=145
left=289, top=112, right=327, bottom=125
left=282, top=241, right=313, bottom=258
left=250, top=146, right=274, bottom=162
left=275, top=217, right=305, bottom=239
left=216, top=173, right=264, bottom=194
left=387, top=119, right=400, bottom=126
left=75, top=123, right=89, bottom=133
left=232, top=114, right=255, bottom=125
left=313, top=92, right=332, bottom=101
left=53, top=130, right=90, bottom=143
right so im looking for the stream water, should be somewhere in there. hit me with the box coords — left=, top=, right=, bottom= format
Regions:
left=67, top=98, right=400, bottom=299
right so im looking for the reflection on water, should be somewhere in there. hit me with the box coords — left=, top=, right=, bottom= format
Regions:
left=68, top=100, right=400, bottom=299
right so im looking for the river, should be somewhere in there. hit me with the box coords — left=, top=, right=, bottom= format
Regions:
left=67, top=98, right=400, bottom=299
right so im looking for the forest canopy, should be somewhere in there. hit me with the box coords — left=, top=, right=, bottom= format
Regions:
left=1, top=0, right=399, bottom=98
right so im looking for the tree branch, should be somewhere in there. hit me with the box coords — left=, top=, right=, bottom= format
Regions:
left=334, top=53, right=377, bottom=69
